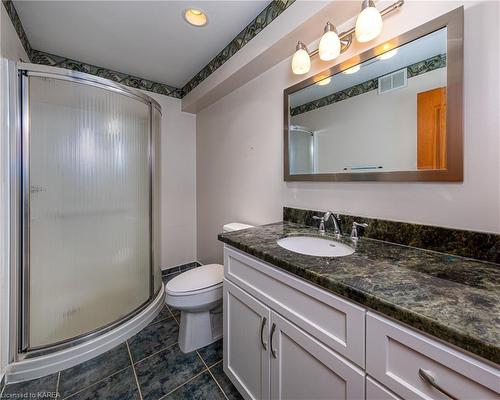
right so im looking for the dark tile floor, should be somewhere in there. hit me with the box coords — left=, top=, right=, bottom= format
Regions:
left=1, top=266, right=242, bottom=400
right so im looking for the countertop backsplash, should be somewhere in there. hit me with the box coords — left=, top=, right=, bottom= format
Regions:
left=283, top=207, right=500, bottom=264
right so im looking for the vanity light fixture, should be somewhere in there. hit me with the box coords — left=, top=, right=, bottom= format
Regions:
left=355, top=0, right=383, bottom=42
left=291, top=0, right=404, bottom=74
left=319, top=22, right=341, bottom=61
left=184, top=8, right=208, bottom=27
left=291, top=41, right=311, bottom=75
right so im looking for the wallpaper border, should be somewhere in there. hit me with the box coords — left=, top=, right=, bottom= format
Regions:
left=290, top=53, right=447, bottom=116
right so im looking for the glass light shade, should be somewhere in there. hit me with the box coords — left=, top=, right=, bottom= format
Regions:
left=292, top=48, right=311, bottom=75
left=319, top=30, right=341, bottom=61
left=355, top=5, right=383, bottom=42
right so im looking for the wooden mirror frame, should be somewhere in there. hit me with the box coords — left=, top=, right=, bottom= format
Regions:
left=284, top=7, right=463, bottom=182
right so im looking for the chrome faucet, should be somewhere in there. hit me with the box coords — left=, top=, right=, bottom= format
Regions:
left=312, top=211, right=341, bottom=237
left=351, top=222, right=368, bottom=241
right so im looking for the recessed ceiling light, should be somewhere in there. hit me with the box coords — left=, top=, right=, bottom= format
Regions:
left=184, top=8, right=208, bottom=27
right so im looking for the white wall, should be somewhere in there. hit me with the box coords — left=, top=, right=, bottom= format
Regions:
left=292, top=68, right=446, bottom=172
left=146, top=93, right=197, bottom=270
left=1, top=6, right=29, bottom=62
left=196, top=1, right=500, bottom=265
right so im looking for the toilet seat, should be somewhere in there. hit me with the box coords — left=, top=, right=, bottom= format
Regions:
left=166, top=264, right=223, bottom=296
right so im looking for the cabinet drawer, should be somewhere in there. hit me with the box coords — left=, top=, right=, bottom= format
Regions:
left=366, top=312, right=500, bottom=400
left=224, top=246, right=365, bottom=367
left=366, top=377, right=401, bottom=400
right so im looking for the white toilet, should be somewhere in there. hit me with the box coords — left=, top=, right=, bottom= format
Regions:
left=165, top=222, right=253, bottom=353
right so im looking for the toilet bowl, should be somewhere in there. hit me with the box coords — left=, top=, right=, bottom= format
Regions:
left=164, top=222, right=253, bottom=353
left=165, top=264, right=224, bottom=353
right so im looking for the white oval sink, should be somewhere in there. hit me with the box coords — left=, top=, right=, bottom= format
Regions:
left=277, top=236, right=354, bottom=257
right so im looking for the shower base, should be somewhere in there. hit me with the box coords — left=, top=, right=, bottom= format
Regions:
left=6, top=286, right=165, bottom=384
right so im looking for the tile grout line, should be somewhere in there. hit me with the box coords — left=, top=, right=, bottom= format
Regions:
left=197, top=351, right=229, bottom=400
left=166, top=304, right=180, bottom=325
left=133, top=341, right=179, bottom=366
left=61, top=365, right=132, bottom=399
left=152, top=314, right=174, bottom=326
left=157, top=369, right=208, bottom=400
left=55, top=372, right=61, bottom=396
left=149, top=314, right=176, bottom=328
left=210, top=359, right=224, bottom=370
left=126, top=341, right=144, bottom=400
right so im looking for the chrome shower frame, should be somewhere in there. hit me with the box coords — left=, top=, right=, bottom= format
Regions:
left=10, top=62, right=164, bottom=362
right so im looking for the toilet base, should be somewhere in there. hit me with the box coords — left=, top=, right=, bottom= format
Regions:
left=178, top=305, right=223, bottom=353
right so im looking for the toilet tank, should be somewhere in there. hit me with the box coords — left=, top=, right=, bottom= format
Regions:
left=223, top=222, right=254, bottom=233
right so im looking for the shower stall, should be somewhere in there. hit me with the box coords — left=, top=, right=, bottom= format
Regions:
left=5, top=62, right=164, bottom=382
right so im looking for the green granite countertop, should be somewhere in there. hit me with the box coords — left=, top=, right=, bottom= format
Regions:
left=218, top=221, right=500, bottom=365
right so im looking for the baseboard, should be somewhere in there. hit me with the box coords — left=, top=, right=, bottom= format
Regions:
left=161, top=261, right=201, bottom=275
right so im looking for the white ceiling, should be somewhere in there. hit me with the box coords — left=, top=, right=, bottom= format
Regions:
left=290, top=28, right=447, bottom=107
left=14, top=0, right=271, bottom=88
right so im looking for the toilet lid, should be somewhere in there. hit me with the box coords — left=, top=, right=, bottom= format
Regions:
left=166, top=264, right=223, bottom=293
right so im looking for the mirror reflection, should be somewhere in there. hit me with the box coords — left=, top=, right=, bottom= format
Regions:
left=288, top=28, right=447, bottom=175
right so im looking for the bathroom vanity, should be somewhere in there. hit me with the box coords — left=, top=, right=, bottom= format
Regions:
left=218, top=216, right=500, bottom=400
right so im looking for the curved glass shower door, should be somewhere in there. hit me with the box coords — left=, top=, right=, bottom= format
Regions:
left=25, top=73, right=153, bottom=349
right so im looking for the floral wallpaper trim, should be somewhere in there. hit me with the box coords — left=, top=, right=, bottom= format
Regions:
left=290, top=53, right=447, bottom=117
left=30, top=50, right=182, bottom=98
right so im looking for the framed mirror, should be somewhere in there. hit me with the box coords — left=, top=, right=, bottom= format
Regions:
left=284, top=7, right=463, bottom=182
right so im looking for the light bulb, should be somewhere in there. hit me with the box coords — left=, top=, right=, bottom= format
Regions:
left=291, top=42, right=311, bottom=75
left=355, top=0, right=383, bottom=43
left=319, top=22, right=341, bottom=61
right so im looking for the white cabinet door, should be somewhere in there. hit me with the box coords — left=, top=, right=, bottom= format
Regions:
left=224, top=279, right=271, bottom=400
left=270, top=312, right=365, bottom=400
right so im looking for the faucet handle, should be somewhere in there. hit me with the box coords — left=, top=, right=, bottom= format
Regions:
left=312, top=215, right=326, bottom=234
left=351, top=222, right=368, bottom=240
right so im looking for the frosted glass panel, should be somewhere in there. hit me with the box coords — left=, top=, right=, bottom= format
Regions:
left=28, top=76, right=151, bottom=348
